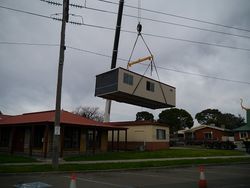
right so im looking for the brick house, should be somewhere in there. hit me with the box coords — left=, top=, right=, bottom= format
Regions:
left=184, top=125, right=233, bottom=144
left=0, top=110, right=127, bottom=158
left=107, top=121, right=170, bottom=151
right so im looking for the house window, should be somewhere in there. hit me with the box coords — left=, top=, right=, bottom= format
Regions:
left=34, top=127, right=44, bottom=148
left=204, top=132, right=212, bottom=140
left=64, top=127, right=80, bottom=149
left=240, top=132, right=248, bottom=139
left=146, top=81, right=155, bottom=92
left=156, top=129, right=166, bottom=140
left=87, top=130, right=101, bottom=149
left=123, top=73, right=133, bottom=85
left=0, top=127, right=11, bottom=147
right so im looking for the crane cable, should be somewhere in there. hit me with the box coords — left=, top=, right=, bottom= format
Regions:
left=128, top=0, right=168, bottom=105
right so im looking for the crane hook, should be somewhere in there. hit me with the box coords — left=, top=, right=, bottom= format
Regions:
left=137, top=22, right=142, bottom=34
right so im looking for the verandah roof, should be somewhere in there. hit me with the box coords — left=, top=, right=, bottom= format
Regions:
left=0, top=110, right=126, bottom=130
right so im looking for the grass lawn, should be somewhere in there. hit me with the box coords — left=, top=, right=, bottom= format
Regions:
left=64, top=148, right=245, bottom=161
left=0, top=154, right=37, bottom=163
left=0, top=157, right=249, bottom=173
left=0, top=148, right=248, bottom=173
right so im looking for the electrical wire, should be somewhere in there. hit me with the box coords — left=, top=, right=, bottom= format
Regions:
left=83, top=6, right=250, bottom=40
left=0, top=5, right=52, bottom=19
left=1, top=5, right=250, bottom=52
left=139, top=32, right=250, bottom=52
left=0, top=41, right=59, bottom=47
left=1, top=41, right=249, bottom=85
left=97, top=0, right=250, bottom=33
left=156, top=66, right=250, bottom=85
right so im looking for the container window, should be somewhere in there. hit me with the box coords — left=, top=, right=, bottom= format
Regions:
left=146, top=81, right=155, bottom=92
left=123, top=73, right=133, bottom=85
left=156, top=129, right=166, bottom=140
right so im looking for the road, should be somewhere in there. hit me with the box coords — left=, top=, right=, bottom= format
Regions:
left=1, top=164, right=250, bottom=188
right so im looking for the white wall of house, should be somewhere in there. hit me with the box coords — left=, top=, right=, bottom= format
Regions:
left=108, top=125, right=169, bottom=143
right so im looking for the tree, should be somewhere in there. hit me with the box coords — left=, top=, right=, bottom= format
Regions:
left=195, top=109, right=245, bottom=129
left=195, top=109, right=222, bottom=126
left=73, top=106, right=104, bottom=122
left=136, top=111, right=154, bottom=121
left=158, top=108, right=194, bottom=134
left=0, top=111, right=2, bottom=115
left=216, top=113, right=245, bottom=130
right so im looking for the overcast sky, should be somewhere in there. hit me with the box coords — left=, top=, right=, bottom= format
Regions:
left=0, top=0, right=250, bottom=123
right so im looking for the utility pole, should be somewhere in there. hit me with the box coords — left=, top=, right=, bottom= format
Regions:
left=52, top=0, right=69, bottom=168
left=104, top=0, right=124, bottom=122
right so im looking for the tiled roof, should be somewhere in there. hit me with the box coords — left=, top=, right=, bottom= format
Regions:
left=106, top=120, right=168, bottom=127
left=184, top=125, right=231, bottom=133
left=0, top=110, right=126, bottom=130
left=0, top=114, right=12, bottom=121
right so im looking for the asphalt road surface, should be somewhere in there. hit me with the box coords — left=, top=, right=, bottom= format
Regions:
left=1, top=164, right=250, bottom=188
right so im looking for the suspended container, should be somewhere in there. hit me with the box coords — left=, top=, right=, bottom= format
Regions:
left=95, top=67, right=176, bottom=109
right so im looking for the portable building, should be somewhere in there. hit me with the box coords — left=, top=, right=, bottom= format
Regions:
left=95, top=67, right=176, bottom=109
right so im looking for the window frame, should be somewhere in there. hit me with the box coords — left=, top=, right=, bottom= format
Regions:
left=64, top=127, right=80, bottom=149
left=204, top=132, right=212, bottom=140
left=123, top=73, right=133, bottom=86
left=156, top=129, right=166, bottom=140
left=240, top=131, right=248, bottom=139
left=146, top=81, right=155, bottom=92
left=0, top=127, right=11, bottom=147
left=33, top=127, right=45, bottom=148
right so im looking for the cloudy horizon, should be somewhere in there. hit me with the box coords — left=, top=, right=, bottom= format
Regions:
left=0, top=0, right=250, bottom=123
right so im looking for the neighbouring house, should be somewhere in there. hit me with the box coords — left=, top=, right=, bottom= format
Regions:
left=234, top=125, right=250, bottom=141
left=183, top=125, right=233, bottom=145
left=0, top=110, right=127, bottom=158
left=234, top=106, right=250, bottom=141
left=107, top=121, right=170, bottom=151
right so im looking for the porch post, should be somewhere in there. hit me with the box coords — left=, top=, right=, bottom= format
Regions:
left=117, top=130, right=120, bottom=151
left=111, top=130, right=114, bottom=151
left=93, top=129, right=96, bottom=154
left=9, top=126, right=16, bottom=154
left=29, top=126, right=34, bottom=156
left=43, top=125, right=49, bottom=158
left=125, top=129, right=127, bottom=151
left=80, top=128, right=86, bottom=154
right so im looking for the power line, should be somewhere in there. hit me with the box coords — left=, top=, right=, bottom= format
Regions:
left=0, top=5, right=52, bottom=19
left=156, top=66, right=250, bottom=85
left=84, top=6, right=250, bottom=40
left=97, top=0, right=250, bottom=33
left=1, top=40, right=249, bottom=85
left=139, top=32, right=250, bottom=52
left=1, top=5, right=250, bottom=52
left=0, top=41, right=59, bottom=47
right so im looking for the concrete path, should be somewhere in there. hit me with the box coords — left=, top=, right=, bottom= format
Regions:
left=1, top=155, right=249, bottom=166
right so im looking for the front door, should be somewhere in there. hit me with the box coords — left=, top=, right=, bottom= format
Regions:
left=13, top=128, right=25, bottom=152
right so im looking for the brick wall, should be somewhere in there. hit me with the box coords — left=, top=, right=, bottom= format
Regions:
left=194, top=127, right=230, bottom=141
